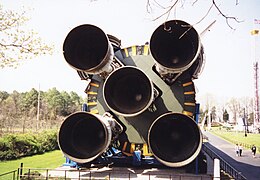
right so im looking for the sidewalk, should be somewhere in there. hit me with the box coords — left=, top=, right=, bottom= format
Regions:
left=203, top=131, right=260, bottom=180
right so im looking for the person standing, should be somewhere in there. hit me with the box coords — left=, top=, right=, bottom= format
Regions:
left=235, top=144, right=239, bottom=156
left=251, top=145, right=257, bottom=158
left=239, top=144, right=243, bottom=156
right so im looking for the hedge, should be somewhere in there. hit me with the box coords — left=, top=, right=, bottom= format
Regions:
left=0, top=130, right=59, bottom=160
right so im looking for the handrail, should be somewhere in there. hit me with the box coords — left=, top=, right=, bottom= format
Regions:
left=0, top=170, right=17, bottom=180
left=202, top=143, right=247, bottom=180
left=14, top=167, right=212, bottom=180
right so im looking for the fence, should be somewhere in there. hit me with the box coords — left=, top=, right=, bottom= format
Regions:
left=0, top=144, right=247, bottom=180
left=0, top=166, right=213, bottom=180
left=0, top=170, right=17, bottom=180
left=202, top=143, right=247, bottom=180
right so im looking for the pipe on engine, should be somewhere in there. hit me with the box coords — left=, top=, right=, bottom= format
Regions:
left=58, top=112, right=112, bottom=163
left=63, top=24, right=114, bottom=74
left=148, top=112, right=202, bottom=167
left=103, top=66, right=154, bottom=117
left=150, top=20, right=203, bottom=75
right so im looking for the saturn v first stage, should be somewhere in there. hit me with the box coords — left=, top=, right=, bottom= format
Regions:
left=58, top=20, right=205, bottom=168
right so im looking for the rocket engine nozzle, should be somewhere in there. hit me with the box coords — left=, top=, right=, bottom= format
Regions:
left=58, top=112, right=113, bottom=163
left=63, top=24, right=114, bottom=74
left=150, top=20, right=204, bottom=77
left=103, top=66, right=154, bottom=117
left=148, top=112, right=202, bottom=167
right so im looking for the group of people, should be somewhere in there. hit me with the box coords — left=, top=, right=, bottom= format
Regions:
left=235, top=144, right=243, bottom=157
left=235, top=144, right=257, bottom=158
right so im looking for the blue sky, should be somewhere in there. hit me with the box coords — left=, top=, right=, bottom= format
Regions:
left=0, top=0, right=260, bottom=103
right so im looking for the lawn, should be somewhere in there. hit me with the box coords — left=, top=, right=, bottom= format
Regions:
left=210, top=128, right=260, bottom=152
left=0, top=150, right=65, bottom=176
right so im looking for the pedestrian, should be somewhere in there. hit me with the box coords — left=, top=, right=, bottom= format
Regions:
left=239, top=144, right=243, bottom=156
left=235, top=144, right=239, bottom=156
left=251, top=145, right=257, bottom=158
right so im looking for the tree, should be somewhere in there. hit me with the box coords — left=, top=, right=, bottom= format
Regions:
left=0, top=91, right=21, bottom=132
left=210, top=106, right=217, bottom=122
left=19, top=89, right=39, bottom=131
left=0, top=4, right=53, bottom=68
left=60, top=91, right=72, bottom=116
left=70, top=91, right=83, bottom=111
left=0, top=89, right=84, bottom=132
left=0, top=91, right=9, bottom=104
left=70, top=91, right=82, bottom=105
left=20, top=88, right=38, bottom=113
left=45, top=88, right=64, bottom=119
left=223, top=109, right=229, bottom=122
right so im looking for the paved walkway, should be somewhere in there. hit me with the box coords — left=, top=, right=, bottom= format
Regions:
left=203, top=131, right=260, bottom=180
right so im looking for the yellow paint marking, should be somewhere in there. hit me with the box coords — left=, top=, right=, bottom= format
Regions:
left=90, top=83, right=99, bottom=87
left=184, top=102, right=196, bottom=106
left=87, top=102, right=97, bottom=106
left=87, top=91, right=97, bottom=95
left=142, top=144, right=153, bottom=156
left=184, top=91, right=195, bottom=95
left=90, top=109, right=99, bottom=114
left=143, top=45, right=149, bottom=55
left=183, top=111, right=193, bottom=117
left=124, top=48, right=129, bottom=57
left=130, top=143, right=135, bottom=153
left=131, top=46, right=137, bottom=56
left=182, top=82, right=193, bottom=87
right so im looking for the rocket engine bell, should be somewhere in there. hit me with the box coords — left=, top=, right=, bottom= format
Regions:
left=148, top=113, right=202, bottom=167
left=103, top=66, right=154, bottom=117
left=58, top=112, right=122, bottom=164
left=150, top=20, right=204, bottom=83
left=63, top=24, right=114, bottom=74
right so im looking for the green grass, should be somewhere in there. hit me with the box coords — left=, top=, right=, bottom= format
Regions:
left=210, top=127, right=260, bottom=152
left=0, top=150, right=64, bottom=175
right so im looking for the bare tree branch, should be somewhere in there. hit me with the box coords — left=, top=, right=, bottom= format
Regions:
left=146, top=0, right=152, bottom=13
left=152, top=0, right=179, bottom=21
left=147, top=0, right=242, bottom=30
left=212, top=0, right=242, bottom=30
left=194, top=2, right=214, bottom=26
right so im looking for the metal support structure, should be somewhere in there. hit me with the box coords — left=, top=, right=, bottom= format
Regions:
left=195, top=103, right=200, bottom=175
left=253, top=62, right=260, bottom=126
left=251, top=28, right=260, bottom=128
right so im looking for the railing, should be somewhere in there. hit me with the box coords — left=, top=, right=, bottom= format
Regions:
left=1, top=166, right=213, bottom=180
left=0, top=170, right=17, bottom=180
left=202, top=143, right=247, bottom=180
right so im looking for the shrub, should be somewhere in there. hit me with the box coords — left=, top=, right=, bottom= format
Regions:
left=0, top=149, right=18, bottom=160
left=0, top=130, right=59, bottom=160
left=38, top=130, right=59, bottom=153
left=13, top=133, right=39, bottom=156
